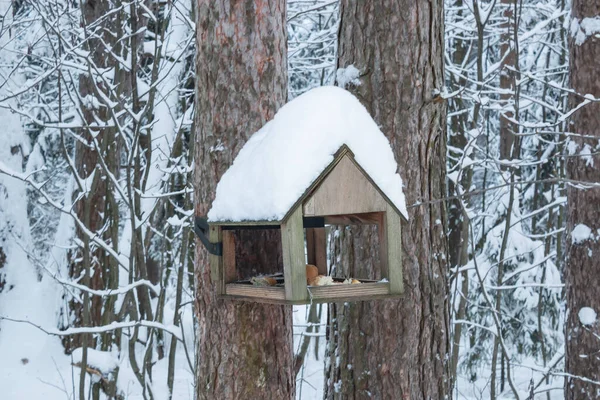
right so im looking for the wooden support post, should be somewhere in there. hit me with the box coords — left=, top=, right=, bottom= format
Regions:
left=377, top=213, right=388, bottom=279
left=209, top=226, right=222, bottom=282
left=306, top=227, right=327, bottom=275
left=384, top=205, right=403, bottom=294
left=281, top=207, right=308, bottom=302
left=221, top=230, right=237, bottom=295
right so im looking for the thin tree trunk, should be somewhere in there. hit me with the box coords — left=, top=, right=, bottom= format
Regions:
left=499, top=0, right=517, bottom=164
left=65, top=0, right=122, bottom=353
left=448, top=0, right=475, bottom=387
left=492, top=3, right=521, bottom=397
left=564, top=1, right=600, bottom=398
left=67, top=2, right=143, bottom=396
left=325, top=1, right=449, bottom=399
left=193, top=1, right=294, bottom=399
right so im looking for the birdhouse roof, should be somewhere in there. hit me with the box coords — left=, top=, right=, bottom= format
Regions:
left=207, top=86, right=408, bottom=223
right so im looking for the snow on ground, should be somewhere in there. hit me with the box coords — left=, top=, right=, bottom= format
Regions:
left=0, top=278, right=195, bottom=400
left=454, top=364, right=565, bottom=400
left=295, top=304, right=567, bottom=400
left=0, top=263, right=71, bottom=400
left=71, top=348, right=119, bottom=375
left=208, top=86, right=408, bottom=222
left=0, top=4, right=74, bottom=395
left=0, top=4, right=195, bottom=398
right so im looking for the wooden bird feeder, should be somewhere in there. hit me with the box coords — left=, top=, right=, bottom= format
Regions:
left=196, top=144, right=407, bottom=305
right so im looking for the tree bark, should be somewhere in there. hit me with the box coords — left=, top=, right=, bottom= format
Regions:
left=325, top=1, right=449, bottom=399
left=193, top=1, right=294, bottom=399
left=565, top=2, right=600, bottom=398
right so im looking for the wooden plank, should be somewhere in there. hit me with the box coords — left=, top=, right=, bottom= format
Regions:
left=209, top=226, right=222, bottom=283
left=210, top=220, right=282, bottom=227
left=225, top=284, right=286, bottom=300
left=222, top=294, right=400, bottom=305
left=281, top=206, right=309, bottom=302
left=221, top=295, right=292, bottom=305
left=378, top=214, right=389, bottom=279
left=306, top=228, right=316, bottom=265
left=221, top=282, right=398, bottom=305
left=281, top=145, right=352, bottom=222
left=221, top=230, right=237, bottom=295
left=347, top=155, right=409, bottom=222
left=324, top=212, right=383, bottom=225
left=306, top=227, right=328, bottom=275
left=302, top=154, right=387, bottom=216
left=313, top=227, right=327, bottom=275
left=308, top=282, right=390, bottom=299
left=385, top=204, right=403, bottom=294
left=304, top=197, right=315, bottom=215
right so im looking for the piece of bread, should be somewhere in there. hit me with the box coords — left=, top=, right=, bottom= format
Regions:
left=250, top=276, right=277, bottom=286
left=306, top=264, right=319, bottom=283
left=308, top=275, right=334, bottom=286
left=343, top=278, right=362, bottom=284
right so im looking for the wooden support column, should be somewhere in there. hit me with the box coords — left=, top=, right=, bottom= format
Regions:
left=384, top=205, right=403, bottom=294
left=209, top=225, right=222, bottom=282
left=306, top=227, right=327, bottom=275
left=281, top=207, right=308, bottom=302
left=221, top=230, right=236, bottom=295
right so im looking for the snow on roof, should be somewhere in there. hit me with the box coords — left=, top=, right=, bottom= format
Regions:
left=208, top=86, right=408, bottom=222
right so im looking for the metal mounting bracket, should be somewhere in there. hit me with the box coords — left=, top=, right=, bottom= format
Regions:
left=194, top=216, right=223, bottom=256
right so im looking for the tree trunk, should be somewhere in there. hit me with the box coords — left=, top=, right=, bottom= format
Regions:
left=64, top=0, right=124, bottom=353
left=447, top=0, right=470, bottom=272
left=325, top=1, right=449, bottom=399
left=193, top=1, right=294, bottom=399
left=447, top=0, right=472, bottom=386
left=499, top=0, right=517, bottom=164
left=565, top=2, right=600, bottom=398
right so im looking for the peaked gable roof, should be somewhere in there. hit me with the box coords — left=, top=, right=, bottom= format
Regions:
left=281, top=145, right=407, bottom=223
left=207, top=86, right=408, bottom=223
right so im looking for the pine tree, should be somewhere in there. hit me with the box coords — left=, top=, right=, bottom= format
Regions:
left=325, top=1, right=449, bottom=398
left=565, top=1, right=600, bottom=398
left=193, top=1, right=295, bottom=398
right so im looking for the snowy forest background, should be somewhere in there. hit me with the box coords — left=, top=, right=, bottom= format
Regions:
left=0, top=0, right=597, bottom=399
